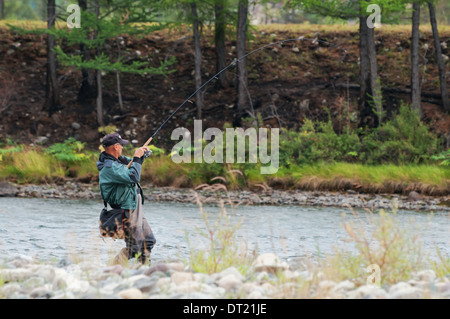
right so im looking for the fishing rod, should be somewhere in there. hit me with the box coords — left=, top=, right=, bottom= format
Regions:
left=127, top=35, right=348, bottom=168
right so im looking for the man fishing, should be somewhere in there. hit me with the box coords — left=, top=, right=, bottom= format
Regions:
left=97, top=132, right=156, bottom=264
left=93, top=37, right=310, bottom=264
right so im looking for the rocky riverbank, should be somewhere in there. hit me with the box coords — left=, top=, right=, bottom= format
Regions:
left=0, top=253, right=449, bottom=299
left=1, top=181, right=449, bottom=211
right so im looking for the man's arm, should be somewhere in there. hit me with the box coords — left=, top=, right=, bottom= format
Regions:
left=104, top=147, right=149, bottom=184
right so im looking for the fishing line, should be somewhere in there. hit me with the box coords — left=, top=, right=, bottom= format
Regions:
left=151, top=35, right=348, bottom=140
left=127, top=35, right=350, bottom=167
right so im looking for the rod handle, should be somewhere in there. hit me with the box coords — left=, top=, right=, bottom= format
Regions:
left=126, top=137, right=153, bottom=168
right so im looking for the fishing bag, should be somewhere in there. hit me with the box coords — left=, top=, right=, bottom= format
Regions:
left=99, top=205, right=129, bottom=239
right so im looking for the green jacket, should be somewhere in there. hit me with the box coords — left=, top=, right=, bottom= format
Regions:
left=96, top=152, right=144, bottom=210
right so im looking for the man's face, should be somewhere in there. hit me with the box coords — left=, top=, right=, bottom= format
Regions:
left=114, top=143, right=123, bottom=156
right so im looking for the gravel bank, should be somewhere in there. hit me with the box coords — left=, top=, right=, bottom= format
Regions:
left=1, top=181, right=449, bottom=211
left=1, top=253, right=448, bottom=299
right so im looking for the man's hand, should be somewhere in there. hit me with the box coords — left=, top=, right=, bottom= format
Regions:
left=134, top=146, right=150, bottom=158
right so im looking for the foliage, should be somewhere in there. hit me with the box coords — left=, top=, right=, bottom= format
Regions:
left=98, top=125, right=117, bottom=135
left=429, top=246, right=450, bottom=278
left=186, top=161, right=226, bottom=186
left=285, top=162, right=448, bottom=185
left=431, top=150, right=450, bottom=167
left=0, top=147, right=66, bottom=183
left=47, top=2, right=176, bottom=77
left=0, top=145, right=23, bottom=157
left=279, top=104, right=442, bottom=167
left=54, top=46, right=175, bottom=77
left=323, top=207, right=426, bottom=286
left=289, top=0, right=408, bottom=23
left=2, top=0, right=44, bottom=20
left=0, top=138, right=99, bottom=183
left=361, top=104, right=440, bottom=164
left=187, top=196, right=254, bottom=274
left=279, top=118, right=363, bottom=166
left=148, top=144, right=166, bottom=156
left=45, top=137, right=90, bottom=163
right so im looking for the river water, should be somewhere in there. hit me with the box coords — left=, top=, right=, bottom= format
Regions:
left=0, top=197, right=448, bottom=265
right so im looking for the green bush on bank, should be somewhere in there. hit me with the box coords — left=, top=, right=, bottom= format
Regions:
left=361, top=105, right=440, bottom=165
left=279, top=118, right=362, bottom=166
left=279, top=105, right=442, bottom=168
left=0, top=138, right=98, bottom=183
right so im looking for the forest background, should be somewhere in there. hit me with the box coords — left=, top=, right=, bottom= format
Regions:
left=0, top=0, right=449, bottom=196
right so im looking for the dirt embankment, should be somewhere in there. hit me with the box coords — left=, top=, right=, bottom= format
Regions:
left=0, top=25, right=449, bottom=149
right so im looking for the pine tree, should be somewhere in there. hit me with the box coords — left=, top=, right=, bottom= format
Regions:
left=50, top=0, right=175, bottom=126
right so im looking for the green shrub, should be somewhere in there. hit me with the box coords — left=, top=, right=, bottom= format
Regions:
left=279, top=118, right=362, bottom=166
left=46, top=137, right=90, bottom=163
left=362, top=104, right=440, bottom=164
left=279, top=104, right=441, bottom=167
left=431, top=150, right=450, bottom=167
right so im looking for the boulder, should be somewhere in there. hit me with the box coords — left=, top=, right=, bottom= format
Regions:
left=217, top=267, right=244, bottom=281
left=118, top=288, right=143, bottom=299
left=252, top=253, right=289, bottom=273
left=414, top=270, right=436, bottom=282
left=71, top=122, right=81, bottom=130
left=0, top=182, right=19, bottom=197
left=388, top=282, right=423, bottom=299
left=407, top=191, right=423, bottom=202
left=346, top=285, right=387, bottom=299
left=171, top=271, right=195, bottom=285
left=217, top=274, right=242, bottom=291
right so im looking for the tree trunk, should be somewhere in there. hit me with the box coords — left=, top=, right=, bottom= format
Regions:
left=367, top=26, right=382, bottom=125
left=77, top=0, right=97, bottom=102
left=428, top=2, right=449, bottom=113
left=96, top=70, right=104, bottom=126
left=46, top=0, right=60, bottom=116
left=411, top=2, right=422, bottom=115
left=358, top=16, right=377, bottom=128
left=214, top=0, right=229, bottom=88
left=235, top=0, right=248, bottom=126
left=95, top=0, right=104, bottom=126
left=0, top=0, right=5, bottom=20
left=116, top=38, right=124, bottom=113
left=191, top=2, right=203, bottom=120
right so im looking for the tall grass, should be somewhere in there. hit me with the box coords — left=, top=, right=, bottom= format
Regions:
left=138, top=148, right=449, bottom=194
left=288, top=162, right=449, bottom=186
left=0, top=143, right=97, bottom=184
left=323, top=207, right=426, bottom=286
left=186, top=194, right=254, bottom=275
left=0, top=148, right=66, bottom=183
